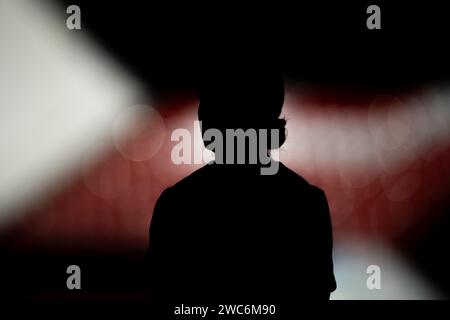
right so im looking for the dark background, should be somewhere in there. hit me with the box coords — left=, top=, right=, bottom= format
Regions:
left=57, top=1, right=450, bottom=95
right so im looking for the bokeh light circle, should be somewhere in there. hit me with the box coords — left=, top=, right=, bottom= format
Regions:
left=113, top=104, right=165, bottom=162
left=368, top=95, right=413, bottom=151
left=82, top=142, right=132, bottom=199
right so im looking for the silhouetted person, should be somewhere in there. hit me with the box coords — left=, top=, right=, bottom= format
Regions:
left=147, top=68, right=336, bottom=311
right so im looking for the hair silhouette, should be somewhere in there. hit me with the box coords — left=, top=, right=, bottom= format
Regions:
left=147, top=67, right=336, bottom=313
left=198, top=67, right=287, bottom=150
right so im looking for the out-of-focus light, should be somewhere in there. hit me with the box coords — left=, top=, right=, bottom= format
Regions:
left=113, top=105, right=166, bottom=162
left=82, top=146, right=132, bottom=200
left=331, top=237, right=442, bottom=299
left=0, top=0, right=145, bottom=227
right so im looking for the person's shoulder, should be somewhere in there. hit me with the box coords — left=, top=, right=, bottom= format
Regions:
left=152, top=166, right=211, bottom=221
left=277, top=162, right=326, bottom=197
left=157, top=164, right=213, bottom=201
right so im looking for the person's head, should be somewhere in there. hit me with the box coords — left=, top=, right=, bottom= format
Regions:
left=198, top=67, right=286, bottom=161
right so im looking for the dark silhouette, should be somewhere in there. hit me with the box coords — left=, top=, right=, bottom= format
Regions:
left=147, top=68, right=336, bottom=308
